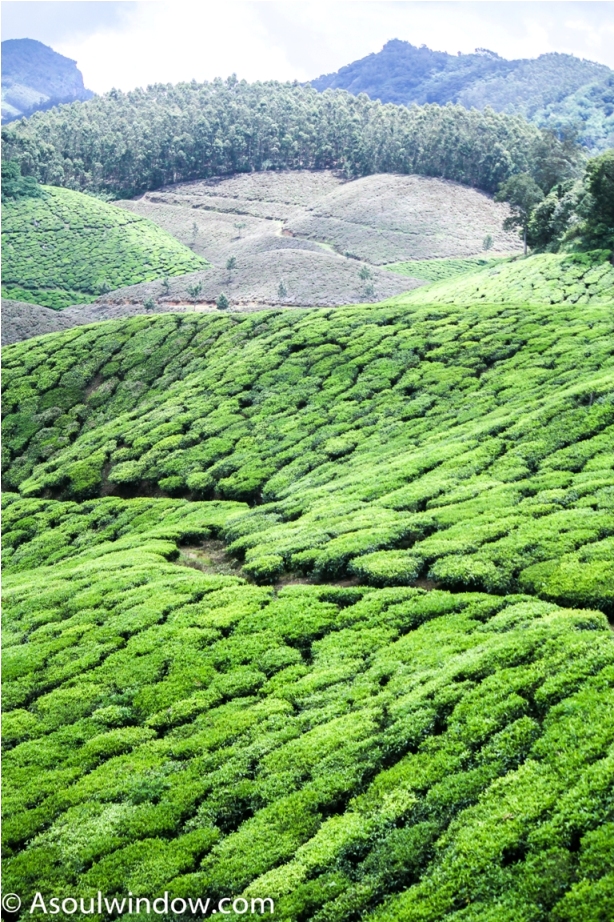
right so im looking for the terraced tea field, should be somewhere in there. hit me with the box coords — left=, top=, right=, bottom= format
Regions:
left=402, top=250, right=614, bottom=306
left=1, top=187, right=207, bottom=310
left=4, top=297, right=612, bottom=609
left=387, top=255, right=510, bottom=282
left=3, top=291, right=613, bottom=920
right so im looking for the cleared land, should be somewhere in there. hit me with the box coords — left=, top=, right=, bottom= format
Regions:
left=118, top=171, right=521, bottom=265
left=90, top=249, right=419, bottom=309
left=112, top=170, right=520, bottom=310
left=284, top=174, right=521, bottom=263
left=3, top=295, right=613, bottom=920
left=1, top=300, right=77, bottom=345
left=1, top=298, right=204, bottom=345
left=400, top=250, right=614, bottom=305
left=1, top=186, right=207, bottom=309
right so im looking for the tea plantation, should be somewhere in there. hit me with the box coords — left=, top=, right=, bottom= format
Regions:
left=2, top=294, right=614, bottom=919
left=3, top=492, right=614, bottom=921
left=401, top=250, right=614, bottom=306
left=1, top=187, right=207, bottom=309
left=3, top=298, right=613, bottom=610
left=387, top=256, right=510, bottom=283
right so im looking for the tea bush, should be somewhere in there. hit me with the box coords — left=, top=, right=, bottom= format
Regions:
left=3, top=494, right=613, bottom=920
left=1, top=187, right=207, bottom=309
left=3, top=298, right=613, bottom=613
left=401, top=249, right=614, bottom=305
left=387, top=256, right=510, bottom=282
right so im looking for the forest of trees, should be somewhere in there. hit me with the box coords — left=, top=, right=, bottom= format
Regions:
left=311, top=41, right=614, bottom=153
left=1, top=77, right=581, bottom=199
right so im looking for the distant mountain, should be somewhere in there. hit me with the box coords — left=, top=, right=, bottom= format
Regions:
left=312, top=39, right=614, bottom=151
left=1, top=38, right=94, bottom=123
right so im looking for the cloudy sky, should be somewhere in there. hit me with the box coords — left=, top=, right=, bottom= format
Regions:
left=2, top=1, right=613, bottom=93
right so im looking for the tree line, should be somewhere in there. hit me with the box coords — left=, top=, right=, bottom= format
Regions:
left=496, top=149, right=614, bottom=253
left=1, top=76, right=581, bottom=199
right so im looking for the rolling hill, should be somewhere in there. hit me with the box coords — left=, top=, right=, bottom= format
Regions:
left=312, top=39, right=614, bottom=152
left=96, top=170, right=517, bottom=311
left=1, top=186, right=208, bottom=309
left=119, top=171, right=520, bottom=266
left=4, top=299, right=612, bottom=606
left=3, top=292, right=613, bottom=919
left=1, top=38, right=93, bottom=123
left=393, top=250, right=614, bottom=305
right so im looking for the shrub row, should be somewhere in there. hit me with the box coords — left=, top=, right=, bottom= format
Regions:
left=3, top=298, right=612, bottom=612
left=2, top=494, right=613, bottom=920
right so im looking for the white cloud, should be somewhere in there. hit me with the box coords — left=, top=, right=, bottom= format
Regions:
left=9, top=0, right=614, bottom=94
left=52, top=2, right=303, bottom=92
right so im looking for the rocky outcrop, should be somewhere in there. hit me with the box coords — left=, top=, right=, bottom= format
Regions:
left=2, top=38, right=93, bottom=123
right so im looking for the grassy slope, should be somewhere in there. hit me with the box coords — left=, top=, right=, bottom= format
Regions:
left=399, top=250, right=614, bottom=305
left=1, top=187, right=207, bottom=309
left=386, top=256, right=509, bottom=282
left=3, top=297, right=614, bottom=919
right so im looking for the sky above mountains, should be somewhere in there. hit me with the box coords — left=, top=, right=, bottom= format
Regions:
left=2, top=1, right=613, bottom=93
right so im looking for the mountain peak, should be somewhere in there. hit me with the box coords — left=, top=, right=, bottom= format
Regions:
left=1, top=37, right=94, bottom=123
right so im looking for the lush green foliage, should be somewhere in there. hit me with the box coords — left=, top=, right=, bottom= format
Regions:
left=529, top=151, right=614, bottom=253
left=3, top=492, right=613, bottom=920
left=496, top=173, right=545, bottom=253
left=1, top=159, right=43, bottom=202
left=312, top=39, right=614, bottom=152
left=1, top=186, right=207, bottom=309
left=1, top=77, right=575, bottom=198
left=3, top=298, right=613, bottom=612
left=402, top=250, right=614, bottom=306
left=387, top=257, right=509, bottom=282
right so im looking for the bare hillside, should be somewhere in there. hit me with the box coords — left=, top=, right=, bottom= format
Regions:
left=118, top=170, right=521, bottom=266
left=286, top=174, right=522, bottom=262
left=85, top=248, right=419, bottom=309
left=1, top=298, right=196, bottom=344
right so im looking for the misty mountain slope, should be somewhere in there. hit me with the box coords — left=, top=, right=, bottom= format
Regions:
left=1, top=38, right=93, bottom=123
left=312, top=39, right=614, bottom=150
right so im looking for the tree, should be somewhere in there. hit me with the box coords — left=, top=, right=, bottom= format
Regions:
left=585, top=150, right=614, bottom=227
left=217, top=293, right=229, bottom=310
left=496, top=173, right=544, bottom=255
left=187, top=281, right=203, bottom=298
left=278, top=281, right=287, bottom=299
left=226, top=256, right=237, bottom=282
left=482, top=234, right=493, bottom=251
left=1, top=159, right=42, bottom=202
left=359, top=266, right=372, bottom=280
left=161, top=277, right=171, bottom=296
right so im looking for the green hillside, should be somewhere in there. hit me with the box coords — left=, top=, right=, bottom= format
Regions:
left=3, top=492, right=613, bottom=921
left=399, top=250, right=614, bottom=305
left=386, top=256, right=509, bottom=282
left=1, top=78, right=576, bottom=199
left=3, top=301, right=613, bottom=607
left=3, top=295, right=613, bottom=919
left=311, top=39, right=614, bottom=152
left=1, top=186, right=207, bottom=309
